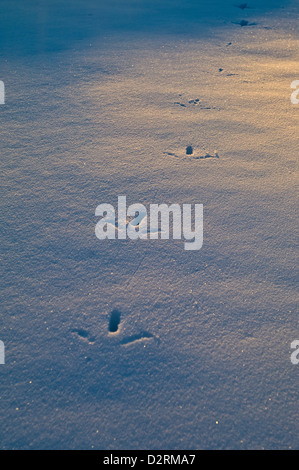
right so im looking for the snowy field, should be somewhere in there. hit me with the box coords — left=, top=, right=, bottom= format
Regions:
left=0, top=0, right=298, bottom=449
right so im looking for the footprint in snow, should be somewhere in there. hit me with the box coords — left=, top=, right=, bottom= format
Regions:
left=174, top=97, right=214, bottom=110
left=108, top=309, right=121, bottom=334
left=235, top=3, right=251, bottom=9
left=164, top=147, right=219, bottom=160
left=72, top=329, right=96, bottom=344
left=121, top=332, right=160, bottom=347
left=233, top=20, right=257, bottom=27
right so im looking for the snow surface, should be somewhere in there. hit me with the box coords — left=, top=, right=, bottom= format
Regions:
left=0, top=0, right=298, bottom=450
